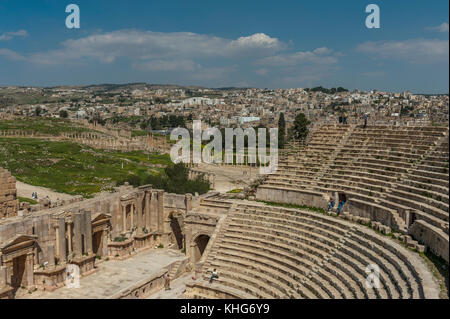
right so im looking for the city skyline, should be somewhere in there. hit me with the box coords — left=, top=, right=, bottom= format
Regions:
left=0, top=0, right=449, bottom=93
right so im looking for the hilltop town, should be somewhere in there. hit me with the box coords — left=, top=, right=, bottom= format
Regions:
left=1, top=84, right=448, bottom=131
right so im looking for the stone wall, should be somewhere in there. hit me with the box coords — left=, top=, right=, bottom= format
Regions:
left=0, top=168, right=18, bottom=219
left=0, top=184, right=194, bottom=296
left=255, top=186, right=328, bottom=209
left=410, top=220, right=449, bottom=263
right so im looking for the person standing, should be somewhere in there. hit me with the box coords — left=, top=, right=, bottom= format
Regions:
left=164, top=273, right=171, bottom=290
left=363, top=113, right=368, bottom=128
left=337, top=200, right=345, bottom=215
left=327, top=197, right=335, bottom=212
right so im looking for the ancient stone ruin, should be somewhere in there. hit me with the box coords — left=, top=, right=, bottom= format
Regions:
left=0, top=124, right=448, bottom=299
left=0, top=168, right=19, bottom=219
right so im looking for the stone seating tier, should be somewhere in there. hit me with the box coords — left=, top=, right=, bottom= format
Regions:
left=189, top=203, right=439, bottom=299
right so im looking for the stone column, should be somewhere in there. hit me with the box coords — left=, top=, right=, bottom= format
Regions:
left=149, top=191, right=158, bottom=232
left=67, top=223, right=73, bottom=257
left=130, top=203, right=135, bottom=231
left=26, top=252, right=34, bottom=287
left=102, top=231, right=108, bottom=257
left=57, top=218, right=67, bottom=263
left=84, top=210, right=93, bottom=254
left=0, top=266, right=7, bottom=288
left=122, top=204, right=127, bottom=232
left=185, top=194, right=193, bottom=212
left=145, top=192, right=151, bottom=230
left=47, top=245, right=55, bottom=267
left=157, top=190, right=165, bottom=233
left=137, top=194, right=143, bottom=235
left=6, top=261, right=13, bottom=286
left=73, top=213, right=82, bottom=257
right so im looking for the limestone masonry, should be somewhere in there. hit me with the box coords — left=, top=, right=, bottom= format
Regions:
left=0, top=124, right=448, bottom=299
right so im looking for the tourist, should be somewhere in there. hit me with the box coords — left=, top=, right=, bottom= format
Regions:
left=363, top=113, right=368, bottom=128
left=337, top=200, right=345, bottom=215
left=327, top=197, right=335, bottom=212
left=343, top=112, right=348, bottom=125
left=164, top=273, right=171, bottom=290
left=209, top=269, right=219, bottom=284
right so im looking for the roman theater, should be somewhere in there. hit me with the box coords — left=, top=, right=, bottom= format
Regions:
left=0, top=123, right=448, bottom=299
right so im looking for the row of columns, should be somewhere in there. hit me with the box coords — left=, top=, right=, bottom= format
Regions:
left=54, top=210, right=93, bottom=263
left=119, top=190, right=165, bottom=235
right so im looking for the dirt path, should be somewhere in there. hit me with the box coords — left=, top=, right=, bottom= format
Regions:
left=16, top=181, right=76, bottom=202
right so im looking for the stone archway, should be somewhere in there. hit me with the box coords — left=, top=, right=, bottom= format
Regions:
left=166, top=211, right=184, bottom=250
left=193, top=234, right=210, bottom=262
left=0, top=235, right=37, bottom=297
left=170, top=214, right=184, bottom=250
left=91, top=213, right=111, bottom=258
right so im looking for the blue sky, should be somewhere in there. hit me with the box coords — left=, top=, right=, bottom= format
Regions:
left=0, top=0, right=448, bottom=93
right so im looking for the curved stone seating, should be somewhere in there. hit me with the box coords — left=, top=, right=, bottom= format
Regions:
left=256, top=125, right=449, bottom=263
left=188, top=203, right=440, bottom=299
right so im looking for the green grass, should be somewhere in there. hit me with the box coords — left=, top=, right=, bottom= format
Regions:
left=131, top=130, right=148, bottom=137
left=18, top=196, right=38, bottom=205
left=0, top=118, right=101, bottom=135
left=227, top=188, right=243, bottom=194
left=0, top=138, right=172, bottom=198
left=257, top=200, right=327, bottom=215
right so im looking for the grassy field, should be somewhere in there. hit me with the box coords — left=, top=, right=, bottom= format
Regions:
left=18, top=196, right=38, bottom=205
left=0, top=138, right=172, bottom=198
left=0, top=118, right=101, bottom=135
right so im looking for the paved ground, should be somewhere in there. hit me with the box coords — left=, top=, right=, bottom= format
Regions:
left=147, top=273, right=193, bottom=299
left=20, top=249, right=185, bottom=299
left=16, top=181, right=76, bottom=203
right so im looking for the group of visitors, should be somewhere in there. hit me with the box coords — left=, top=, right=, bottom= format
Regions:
left=327, top=196, right=346, bottom=215
left=31, top=192, right=38, bottom=200
left=338, top=112, right=369, bottom=128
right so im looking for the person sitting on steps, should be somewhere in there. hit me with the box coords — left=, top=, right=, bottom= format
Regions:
left=209, top=269, right=219, bottom=284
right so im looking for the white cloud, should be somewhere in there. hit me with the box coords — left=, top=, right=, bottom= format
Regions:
left=257, top=47, right=339, bottom=66
left=426, top=22, right=449, bottom=33
left=0, top=48, right=25, bottom=60
left=0, top=30, right=28, bottom=41
left=356, top=39, right=449, bottom=64
left=229, top=33, right=282, bottom=49
left=27, top=30, right=282, bottom=65
left=0, top=29, right=343, bottom=87
left=255, top=68, right=269, bottom=76
left=134, top=59, right=197, bottom=72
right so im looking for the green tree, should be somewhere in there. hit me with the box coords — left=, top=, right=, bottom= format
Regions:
left=35, top=106, right=42, bottom=117
left=59, top=110, right=68, bottom=118
left=278, top=113, right=286, bottom=149
left=292, top=113, right=310, bottom=141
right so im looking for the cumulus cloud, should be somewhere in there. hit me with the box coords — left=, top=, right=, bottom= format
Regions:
left=27, top=30, right=283, bottom=65
left=426, top=22, right=449, bottom=33
left=134, top=59, right=197, bottom=72
left=256, top=47, right=339, bottom=66
left=0, top=28, right=342, bottom=87
left=0, top=48, right=25, bottom=60
left=356, top=39, right=449, bottom=64
left=229, top=33, right=282, bottom=49
left=0, top=30, right=28, bottom=41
